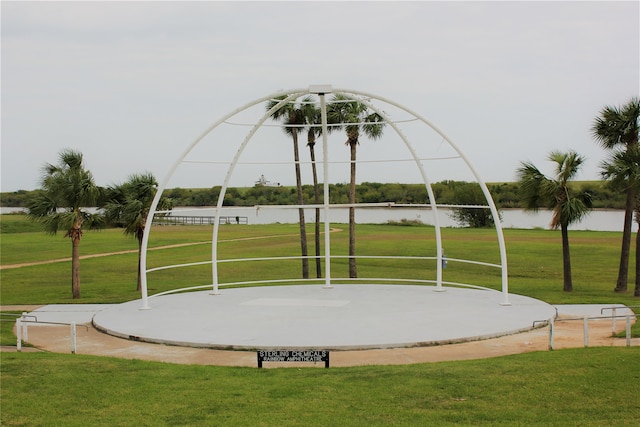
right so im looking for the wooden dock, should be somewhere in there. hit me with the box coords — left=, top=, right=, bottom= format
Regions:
left=153, top=215, right=248, bottom=226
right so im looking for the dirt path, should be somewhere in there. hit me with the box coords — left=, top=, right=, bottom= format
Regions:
left=4, top=314, right=637, bottom=367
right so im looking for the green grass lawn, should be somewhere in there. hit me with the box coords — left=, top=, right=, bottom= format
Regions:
left=1, top=348, right=639, bottom=426
left=1, top=214, right=639, bottom=426
left=1, top=214, right=637, bottom=306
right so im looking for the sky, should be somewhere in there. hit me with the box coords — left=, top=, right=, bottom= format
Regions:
left=1, top=0, right=638, bottom=193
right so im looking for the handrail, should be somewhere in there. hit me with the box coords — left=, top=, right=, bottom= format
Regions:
left=148, top=279, right=501, bottom=299
left=554, top=314, right=638, bottom=322
left=0, top=313, right=37, bottom=320
left=533, top=313, right=637, bottom=350
left=16, top=317, right=89, bottom=354
left=601, top=305, right=640, bottom=314
left=146, top=254, right=501, bottom=276
left=600, top=305, right=639, bottom=333
left=19, top=319, right=90, bottom=329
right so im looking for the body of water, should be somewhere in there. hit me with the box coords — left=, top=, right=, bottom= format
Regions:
left=1, top=206, right=626, bottom=232
left=163, top=206, right=626, bottom=232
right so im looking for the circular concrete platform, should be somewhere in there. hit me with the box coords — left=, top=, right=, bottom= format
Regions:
left=92, top=285, right=557, bottom=350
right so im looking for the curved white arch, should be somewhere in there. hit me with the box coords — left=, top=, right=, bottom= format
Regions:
left=139, top=85, right=510, bottom=309
left=331, top=88, right=509, bottom=305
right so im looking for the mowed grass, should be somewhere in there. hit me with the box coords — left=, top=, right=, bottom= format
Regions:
left=1, top=348, right=639, bottom=426
left=0, top=214, right=636, bottom=306
left=1, top=214, right=640, bottom=425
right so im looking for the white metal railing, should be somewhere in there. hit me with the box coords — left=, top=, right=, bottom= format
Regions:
left=14, top=314, right=87, bottom=354
left=143, top=251, right=502, bottom=298
left=147, top=278, right=500, bottom=300
left=601, top=305, right=640, bottom=334
left=534, top=309, right=638, bottom=350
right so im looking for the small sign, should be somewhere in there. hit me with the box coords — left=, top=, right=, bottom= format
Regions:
left=257, top=350, right=330, bottom=368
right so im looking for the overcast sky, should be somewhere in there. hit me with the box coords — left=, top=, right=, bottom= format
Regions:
left=1, top=1, right=638, bottom=193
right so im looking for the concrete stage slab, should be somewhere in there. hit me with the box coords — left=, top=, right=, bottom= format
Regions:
left=92, top=285, right=558, bottom=350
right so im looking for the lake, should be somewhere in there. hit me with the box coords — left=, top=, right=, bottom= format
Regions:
left=164, top=206, right=626, bottom=232
left=1, top=206, right=626, bottom=232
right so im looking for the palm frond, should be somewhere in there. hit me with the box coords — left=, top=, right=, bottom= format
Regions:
left=600, top=146, right=640, bottom=191
left=591, top=97, right=640, bottom=150
left=516, top=161, right=549, bottom=210
left=548, top=150, right=584, bottom=183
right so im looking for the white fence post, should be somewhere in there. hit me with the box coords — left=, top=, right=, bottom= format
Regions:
left=583, top=316, right=589, bottom=347
left=626, top=315, right=632, bottom=347
left=548, top=317, right=555, bottom=351
left=611, top=307, right=617, bottom=334
left=70, top=322, right=77, bottom=354
left=16, top=318, right=22, bottom=352
left=21, top=312, right=29, bottom=342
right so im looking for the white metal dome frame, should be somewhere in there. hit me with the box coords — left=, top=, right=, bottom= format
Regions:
left=138, top=85, right=510, bottom=309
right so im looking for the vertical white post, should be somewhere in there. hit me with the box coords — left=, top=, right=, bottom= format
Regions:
left=548, top=317, right=554, bottom=351
left=583, top=316, right=589, bottom=347
left=211, top=209, right=221, bottom=295
left=626, top=315, right=632, bottom=347
left=16, top=318, right=22, bottom=352
left=611, top=307, right=617, bottom=334
left=70, top=322, right=77, bottom=354
left=21, top=312, right=28, bottom=342
left=319, top=92, right=332, bottom=289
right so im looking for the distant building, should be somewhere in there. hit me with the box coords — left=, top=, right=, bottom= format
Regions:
left=255, top=174, right=280, bottom=187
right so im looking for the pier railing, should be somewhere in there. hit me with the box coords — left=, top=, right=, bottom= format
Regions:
left=153, top=215, right=248, bottom=226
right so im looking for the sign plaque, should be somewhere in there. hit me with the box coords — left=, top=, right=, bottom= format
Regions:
left=257, top=350, right=330, bottom=368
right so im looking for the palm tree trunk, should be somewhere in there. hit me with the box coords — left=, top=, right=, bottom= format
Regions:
left=292, top=131, right=309, bottom=279
left=71, top=232, right=81, bottom=299
left=309, top=143, right=322, bottom=278
left=635, top=226, right=640, bottom=297
left=561, top=224, right=573, bottom=292
left=349, top=142, right=357, bottom=278
left=615, top=187, right=634, bottom=292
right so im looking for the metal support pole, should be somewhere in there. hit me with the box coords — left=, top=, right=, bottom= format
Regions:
left=16, top=318, right=22, bottom=352
left=319, top=91, right=332, bottom=289
left=70, top=321, right=77, bottom=354
left=611, top=307, right=617, bottom=334
left=548, top=317, right=554, bottom=351
left=22, top=312, right=28, bottom=342
left=583, top=316, right=589, bottom=347
left=626, top=315, right=632, bottom=347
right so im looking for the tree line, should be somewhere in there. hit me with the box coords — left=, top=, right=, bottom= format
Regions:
left=1, top=179, right=626, bottom=210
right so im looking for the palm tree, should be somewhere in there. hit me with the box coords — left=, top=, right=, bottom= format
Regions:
left=103, top=172, right=172, bottom=291
left=517, top=151, right=593, bottom=292
left=601, top=147, right=640, bottom=297
left=592, top=97, right=640, bottom=292
left=266, top=96, right=310, bottom=279
left=327, top=94, right=385, bottom=278
left=302, top=99, right=326, bottom=278
left=26, top=149, right=104, bottom=299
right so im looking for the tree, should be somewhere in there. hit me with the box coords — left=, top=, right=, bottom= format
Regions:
left=516, top=151, right=593, bottom=292
left=327, top=94, right=385, bottom=278
left=26, top=149, right=104, bottom=299
left=592, top=97, right=640, bottom=292
left=266, top=96, right=310, bottom=279
left=450, top=182, right=499, bottom=228
left=601, top=146, right=640, bottom=297
left=302, top=98, right=330, bottom=278
left=103, top=173, right=172, bottom=291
